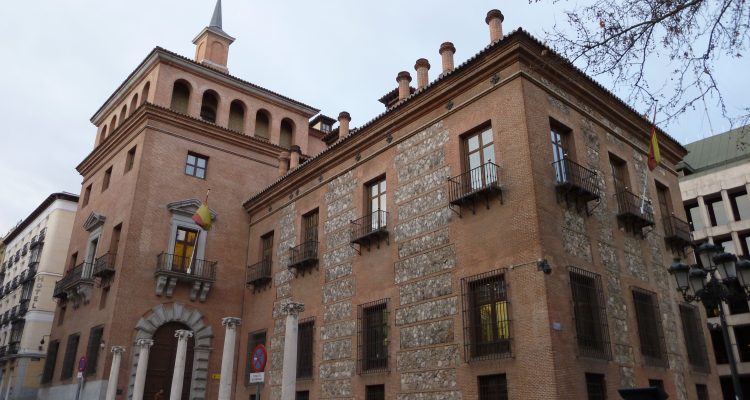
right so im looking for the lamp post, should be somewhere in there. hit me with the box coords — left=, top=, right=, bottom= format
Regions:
left=668, top=242, right=750, bottom=400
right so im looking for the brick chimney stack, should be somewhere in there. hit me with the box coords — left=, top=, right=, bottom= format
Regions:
left=397, top=71, right=413, bottom=101
left=289, top=145, right=301, bottom=169
left=439, top=42, right=456, bottom=75
left=278, top=151, right=290, bottom=176
left=338, top=111, right=351, bottom=138
left=414, top=58, right=431, bottom=90
left=486, top=9, right=505, bottom=42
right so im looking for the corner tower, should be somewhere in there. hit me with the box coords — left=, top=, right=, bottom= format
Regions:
left=192, top=0, right=234, bottom=73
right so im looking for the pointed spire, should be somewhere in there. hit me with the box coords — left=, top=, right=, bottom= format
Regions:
left=209, top=0, right=222, bottom=29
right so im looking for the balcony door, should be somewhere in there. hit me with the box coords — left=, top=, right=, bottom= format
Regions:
left=551, top=126, right=570, bottom=183
left=464, top=128, right=496, bottom=191
left=367, top=178, right=387, bottom=230
left=172, top=227, right=198, bottom=273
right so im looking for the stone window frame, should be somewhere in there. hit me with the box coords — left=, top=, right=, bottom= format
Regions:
left=357, top=298, right=390, bottom=374
left=460, top=268, right=512, bottom=362
left=567, top=266, right=612, bottom=360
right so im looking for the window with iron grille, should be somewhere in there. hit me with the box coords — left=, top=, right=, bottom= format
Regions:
left=569, top=267, right=611, bottom=359
left=461, top=268, right=511, bottom=361
left=295, top=391, right=309, bottom=400
left=478, top=374, right=508, bottom=400
left=245, top=330, right=266, bottom=386
left=358, top=299, right=389, bottom=373
left=632, top=288, right=668, bottom=367
left=60, top=333, right=80, bottom=380
left=365, top=384, right=385, bottom=400
left=302, top=209, right=319, bottom=243
left=585, top=373, right=607, bottom=400
left=86, top=325, right=104, bottom=375
left=696, top=384, right=709, bottom=400
left=679, top=303, right=710, bottom=373
left=297, top=318, right=314, bottom=379
left=648, top=379, right=665, bottom=393
left=41, top=340, right=60, bottom=384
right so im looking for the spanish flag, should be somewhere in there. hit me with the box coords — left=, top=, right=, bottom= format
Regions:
left=192, top=191, right=212, bottom=231
left=647, top=106, right=660, bottom=171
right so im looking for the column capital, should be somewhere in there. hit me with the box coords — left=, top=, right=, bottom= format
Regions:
left=111, top=346, right=126, bottom=354
left=281, top=301, right=305, bottom=317
left=221, top=317, right=242, bottom=328
left=174, top=330, right=194, bottom=340
left=135, top=338, right=154, bottom=348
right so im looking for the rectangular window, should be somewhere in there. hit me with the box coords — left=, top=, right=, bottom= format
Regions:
left=719, top=237, right=736, bottom=255
left=358, top=299, right=389, bottom=373
left=110, top=223, right=122, bottom=256
left=83, top=185, right=92, bottom=207
left=655, top=182, right=673, bottom=227
left=365, top=385, right=385, bottom=400
left=60, top=333, right=80, bottom=380
left=102, top=166, right=112, bottom=191
left=125, top=145, right=137, bottom=173
left=735, top=325, right=750, bottom=362
left=685, top=202, right=705, bottom=231
left=41, top=340, right=60, bottom=384
left=696, top=384, right=709, bottom=400
left=632, top=288, right=668, bottom=367
left=679, top=304, right=710, bottom=373
left=609, top=154, right=630, bottom=191
left=302, top=209, right=319, bottom=244
left=730, top=189, right=750, bottom=221
left=86, top=325, right=104, bottom=375
left=297, top=318, right=314, bottom=379
left=463, top=127, right=497, bottom=191
left=245, top=330, right=266, bottom=386
left=707, top=196, right=730, bottom=226
left=367, top=177, right=387, bottom=230
left=171, top=227, right=198, bottom=272
left=295, top=392, right=309, bottom=400
left=261, top=232, right=274, bottom=262
left=462, top=269, right=511, bottom=361
left=478, top=374, right=508, bottom=400
left=58, top=304, right=66, bottom=326
left=585, top=373, right=606, bottom=400
left=569, top=267, right=611, bottom=359
left=551, top=122, right=572, bottom=183
left=648, top=379, right=664, bottom=393
left=710, top=328, right=728, bottom=364
left=185, top=152, right=208, bottom=179
left=726, top=279, right=749, bottom=315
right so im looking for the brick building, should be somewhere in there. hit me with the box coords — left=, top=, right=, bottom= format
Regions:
left=40, top=1, right=721, bottom=400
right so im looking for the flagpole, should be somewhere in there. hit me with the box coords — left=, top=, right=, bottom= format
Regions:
left=639, top=103, right=658, bottom=214
left=187, top=230, right=199, bottom=274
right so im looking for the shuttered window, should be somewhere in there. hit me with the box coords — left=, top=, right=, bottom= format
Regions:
left=60, top=333, right=80, bottom=380
left=569, top=267, right=611, bottom=359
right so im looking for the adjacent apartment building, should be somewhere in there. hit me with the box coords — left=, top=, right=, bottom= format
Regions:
left=40, top=2, right=720, bottom=400
left=679, top=124, right=750, bottom=398
left=0, top=192, right=78, bottom=400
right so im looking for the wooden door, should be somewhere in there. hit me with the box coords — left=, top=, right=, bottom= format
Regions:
left=144, top=322, right=194, bottom=400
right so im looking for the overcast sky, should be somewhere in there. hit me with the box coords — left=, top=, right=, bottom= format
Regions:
left=0, top=0, right=746, bottom=235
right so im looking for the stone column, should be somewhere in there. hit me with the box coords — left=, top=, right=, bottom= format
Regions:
left=280, top=302, right=305, bottom=400
left=218, top=317, right=242, bottom=400
left=105, top=346, right=126, bottom=400
left=170, top=330, right=194, bottom=400
left=132, top=339, right=154, bottom=400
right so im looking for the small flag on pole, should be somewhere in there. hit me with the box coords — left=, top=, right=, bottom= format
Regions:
left=647, top=105, right=660, bottom=171
left=192, top=190, right=212, bottom=231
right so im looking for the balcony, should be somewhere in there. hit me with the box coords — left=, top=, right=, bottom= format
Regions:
left=154, top=253, right=216, bottom=302
left=663, top=215, right=692, bottom=251
left=614, top=187, right=655, bottom=235
left=350, top=211, right=389, bottom=251
left=448, top=162, right=502, bottom=216
left=553, top=158, right=601, bottom=211
left=288, top=241, right=319, bottom=274
left=246, top=259, right=272, bottom=287
left=52, top=262, right=94, bottom=304
left=19, top=299, right=29, bottom=315
left=7, top=342, right=19, bottom=356
left=93, top=253, right=116, bottom=279
left=0, top=346, right=6, bottom=358
left=9, top=307, right=17, bottom=321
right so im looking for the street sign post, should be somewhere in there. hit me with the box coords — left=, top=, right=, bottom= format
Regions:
left=249, top=372, right=265, bottom=384
left=251, top=344, right=267, bottom=400
left=75, top=356, right=87, bottom=400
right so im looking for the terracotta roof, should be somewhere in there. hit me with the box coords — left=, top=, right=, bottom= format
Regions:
left=309, top=114, right=336, bottom=127
left=378, top=86, right=416, bottom=107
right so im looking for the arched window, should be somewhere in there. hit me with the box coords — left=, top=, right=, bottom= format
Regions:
left=110, top=115, right=118, bottom=131
left=200, top=90, right=219, bottom=123
left=170, top=80, right=191, bottom=114
left=228, top=100, right=246, bottom=132
left=255, top=110, right=270, bottom=140
left=141, top=82, right=151, bottom=105
left=280, top=118, right=295, bottom=149
left=120, top=105, right=127, bottom=123
left=99, top=125, right=108, bottom=143
left=130, top=94, right=139, bottom=116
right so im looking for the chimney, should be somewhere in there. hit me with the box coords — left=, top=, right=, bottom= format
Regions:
left=439, top=42, right=456, bottom=75
left=397, top=71, right=412, bottom=101
left=289, top=145, right=301, bottom=169
left=414, top=58, right=431, bottom=89
left=485, top=9, right=505, bottom=42
left=278, top=151, right=290, bottom=176
left=338, top=111, right=351, bottom=137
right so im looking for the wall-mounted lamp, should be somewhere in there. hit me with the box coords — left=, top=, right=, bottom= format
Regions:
left=537, top=259, right=552, bottom=274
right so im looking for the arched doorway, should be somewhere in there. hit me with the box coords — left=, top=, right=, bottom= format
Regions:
left=144, top=322, right=194, bottom=400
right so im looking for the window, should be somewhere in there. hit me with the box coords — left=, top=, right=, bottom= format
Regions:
left=302, top=209, right=319, bottom=244
left=110, top=223, right=122, bottom=256
left=200, top=90, right=219, bottom=122
left=171, top=227, right=198, bottom=272
left=585, top=373, right=606, bottom=400
left=551, top=122, right=572, bottom=183
left=83, top=184, right=92, bottom=206
left=463, top=127, right=496, bottom=190
left=648, top=379, right=665, bottom=393
left=609, top=154, right=629, bottom=191
left=41, top=340, right=60, bottom=384
left=60, top=333, right=80, bottom=380
left=726, top=279, right=749, bottom=314
left=655, top=182, right=672, bottom=220
left=245, top=330, right=266, bottom=386
left=185, top=153, right=207, bottom=179
left=462, top=269, right=511, bottom=361
left=707, top=196, right=730, bottom=226
left=295, top=392, right=309, bottom=400
left=261, top=232, right=274, bottom=262
left=741, top=232, right=750, bottom=256
left=679, top=304, right=710, bottom=372
left=58, top=304, right=66, bottom=326
left=170, top=80, right=191, bottom=114
left=731, top=190, right=750, bottom=221
left=367, top=177, right=387, bottom=230
left=102, top=166, right=112, bottom=191
left=297, top=318, right=314, bottom=379
left=86, top=325, right=104, bottom=375
left=125, top=146, right=137, bottom=173
left=632, top=288, right=667, bottom=367
left=696, top=384, right=709, bottom=400
left=280, top=118, right=295, bottom=148
left=685, top=202, right=705, bottom=231
left=478, top=374, right=508, bottom=400
left=734, top=325, right=750, bottom=362
left=255, top=110, right=270, bottom=139
left=358, top=299, right=389, bottom=373
left=100, top=286, right=109, bottom=309
left=228, top=100, right=246, bottom=132
left=569, top=267, right=611, bottom=359
left=709, top=328, right=728, bottom=364
left=366, top=384, right=385, bottom=400
left=719, top=237, right=736, bottom=256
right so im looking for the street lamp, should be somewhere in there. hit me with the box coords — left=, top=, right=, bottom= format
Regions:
left=669, top=244, right=750, bottom=400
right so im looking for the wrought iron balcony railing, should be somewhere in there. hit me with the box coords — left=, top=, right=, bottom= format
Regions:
left=246, top=259, right=272, bottom=286
left=0, top=345, right=6, bottom=358
left=350, top=211, right=389, bottom=246
left=155, top=253, right=217, bottom=282
left=93, top=253, right=116, bottom=278
left=553, top=158, right=600, bottom=203
left=7, top=341, right=19, bottom=355
left=448, top=162, right=502, bottom=207
left=19, top=299, right=30, bottom=315
left=53, top=262, right=94, bottom=299
left=289, top=241, right=319, bottom=271
left=663, top=215, right=691, bottom=250
left=614, top=186, right=655, bottom=232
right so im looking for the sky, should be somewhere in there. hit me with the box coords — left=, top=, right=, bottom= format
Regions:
left=0, top=0, right=747, bottom=235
